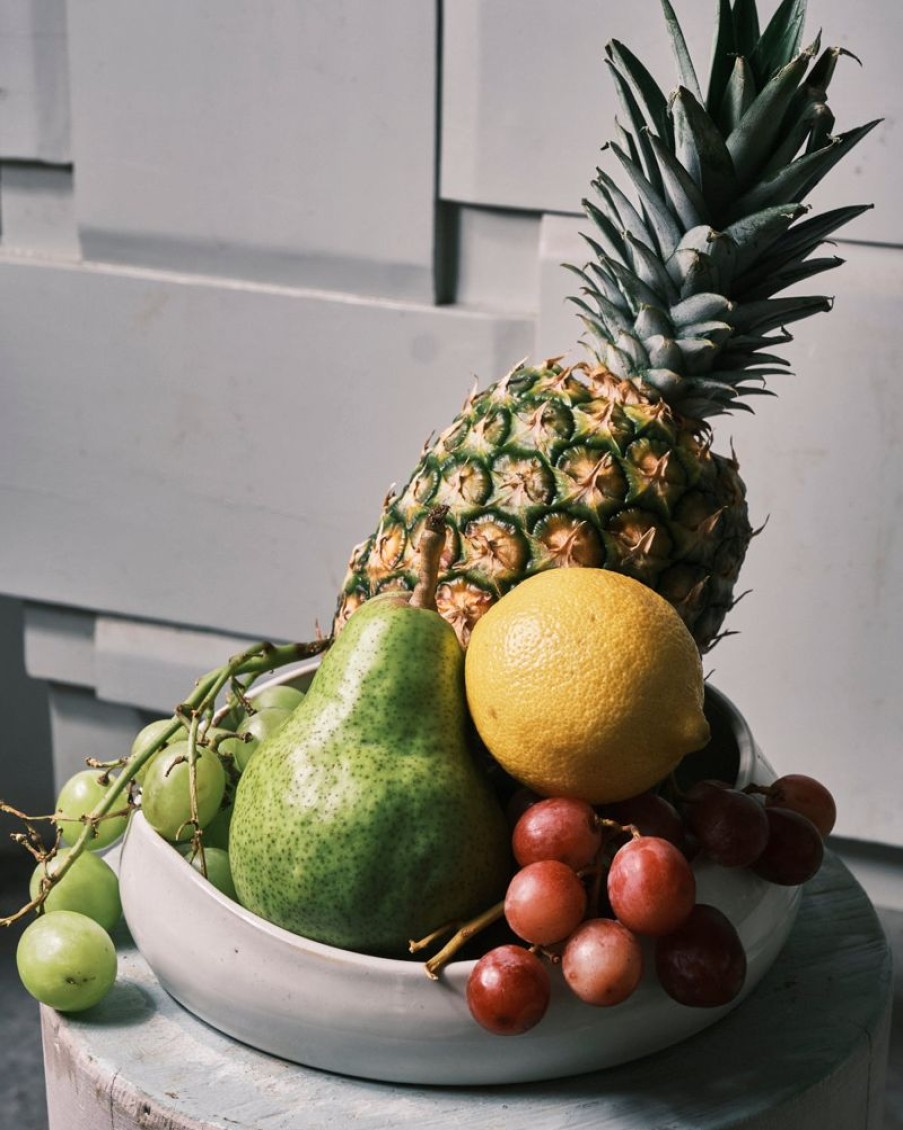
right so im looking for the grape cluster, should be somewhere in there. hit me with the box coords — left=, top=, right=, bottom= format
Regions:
left=11, top=681, right=304, bottom=1012
left=465, top=773, right=835, bottom=1035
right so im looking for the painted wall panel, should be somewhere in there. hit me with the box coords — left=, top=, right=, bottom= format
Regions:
left=537, top=220, right=903, bottom=849
left=0, top=257, right=533, bottom=642
left=66, top=0, right=439, bottom=299
left=441, top=0, right=896, bottom=246
left=0, top=0, right=70, bottom=162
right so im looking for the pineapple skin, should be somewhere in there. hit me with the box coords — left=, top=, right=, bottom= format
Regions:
left=335, top=361, right=752, bottom=652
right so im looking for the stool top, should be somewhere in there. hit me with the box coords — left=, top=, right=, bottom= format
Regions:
left=42, top=853, right=892, bottom=1130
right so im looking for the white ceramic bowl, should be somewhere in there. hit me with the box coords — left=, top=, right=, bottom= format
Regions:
left=119, top=676, right=800, bottom=1086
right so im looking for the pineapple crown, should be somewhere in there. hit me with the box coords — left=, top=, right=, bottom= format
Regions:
left=568, top=0, right=881, bottom=420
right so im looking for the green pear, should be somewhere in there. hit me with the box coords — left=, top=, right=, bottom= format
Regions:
left=229, top=511, right=512, bottom=957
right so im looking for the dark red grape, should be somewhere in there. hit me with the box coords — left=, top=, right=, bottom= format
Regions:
left=765, top=774, right=836, bottom=838
left=562, top=918, right=644, bottom=1007
left=607, top=836, right=696, bottom=937
left=685, top=787, right=769, bottom=868
left=512, top=796, right=602, bottom=870
left=505, top=786, right=541, bottom=830
left=466, top=945, right=550, bottom=1035
left=753, top=806, right=824, bottom=885
left=604, top=792, right=687, bottom=851
left=504, top=860, right=587, bottom=946
left=655, top=904, right=746, bottom=1007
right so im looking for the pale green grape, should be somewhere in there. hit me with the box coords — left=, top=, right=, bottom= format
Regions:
left=186, top=846, right=237, bottom=900
left=29, top=849, right=122, bottom=932
left=17, top=911, right=117, bottom=1012
left=203, top=802, right=233, bottom=850
left=131, top=717, right=185, bottom=784
left=221, top=707, right=292, bottom=772
left=141, top=741, right=226, bottom=841
left=55, top=770, right=129, bottom=850
left=250, top=684, right=305, bottom=713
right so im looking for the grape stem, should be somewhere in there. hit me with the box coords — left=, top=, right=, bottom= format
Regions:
left=421, top=900, right=505, bottom=980
left=0, top=637, right=330, bottom=928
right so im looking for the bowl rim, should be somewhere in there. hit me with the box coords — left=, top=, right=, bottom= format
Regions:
left=150, top=669, right=761, bottom=979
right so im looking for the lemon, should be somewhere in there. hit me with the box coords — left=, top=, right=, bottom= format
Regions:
left=464, top=568, right=710, bottom=804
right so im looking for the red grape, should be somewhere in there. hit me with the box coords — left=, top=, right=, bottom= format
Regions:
left=506, top=786, right=541, bottom=829
left=562, top=918, right=644, bottom=1007
left=753, top=806, right=824, bottom=885
left=685, top=787, right=769, bottom=868
left=512, top=797, right=602, bottom=870
left=765, top=774, right=836, bottom=838
left=607, top=836, right=696, bottom=937
left=504, top=860, right=587, bottom=946
left=466, top=945, right=550, bottom=1035
left=655, top=904, right=746, bottom=1008
left=604, top=792, right=686, bottom=850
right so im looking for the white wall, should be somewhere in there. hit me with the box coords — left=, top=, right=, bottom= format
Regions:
left=1, top=1, right=899, bottom=859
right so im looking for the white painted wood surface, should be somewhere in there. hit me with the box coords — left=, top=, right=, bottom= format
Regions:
left=40, top=854, right=891, bottom=1130
left=441, top=0, right=897, bottom=245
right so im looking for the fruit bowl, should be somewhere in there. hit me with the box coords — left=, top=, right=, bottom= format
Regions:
left=118, top=670, right=801, bottom=1086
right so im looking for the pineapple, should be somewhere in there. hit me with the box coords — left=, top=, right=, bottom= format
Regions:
left=336, top=0, right=878, bottom=652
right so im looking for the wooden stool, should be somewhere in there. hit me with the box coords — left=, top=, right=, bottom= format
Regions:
left=41, top=853, right=892, bottom=1129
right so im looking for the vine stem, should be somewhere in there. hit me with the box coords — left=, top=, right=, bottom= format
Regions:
left=0, top=637, right=329, bottom=928
left=421, top=900, right=505, bottom=980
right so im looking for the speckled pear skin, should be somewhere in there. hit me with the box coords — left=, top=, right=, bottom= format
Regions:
left=228, top=593, right=512, bottom=957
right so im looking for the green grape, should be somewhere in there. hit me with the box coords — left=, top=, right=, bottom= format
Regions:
left=131, top=717, right=185, bottom=784
left=186, top=846, right=237, bottom=900
left=203, top=802, right=232, bottom=850
left=220, top=707, right=292, bottom=772
left=141, top=741, right=226, bottom=841
left=29, top=849, right=122, bottom=933
left=250, top=684, right=305, bottom=713
left=17, top=910, right=117, bottom=1012
left=55, top=769, right=130, bottom=850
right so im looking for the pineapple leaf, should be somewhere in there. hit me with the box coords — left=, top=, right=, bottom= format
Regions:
left=659, top=0, right=704, bottom=105
left=678, top=319, right=734, bottom=345
left=625, top=231, right=682, bottom=304
left=732, top=203, right=872, bottom=290
left=749, top=0, right=808, bottom=83
left=705, top=0, right=738, bottom=121
left=731, top=0, right=761, bottom=61
left=672, top=249, right=721, bottom=298
left=608, top=259, right=670, bottom=315
left=646, top=335, right=685, bottom=370
left=582, top=199, right=629, bottom=264
left=606, top=39, right=674, bottom=148
left=609, top=143, right=684, bottom=259
left=726, top=47, right=815, bottom=187
left=734, top=254, right=843, bottom=302
left=761, top=99, right=833, bottom=177
left=634, top=305, right=675, bottom=339
left=670, top=87, right=739, bottom=221
left=594, top=168, right=657, bottom=251
left=616, top=330, right=652, bottom=369
left=606, top=60, right=665, bottom=194
left=677, top=337, right=720, bottom=374
left=717, top=349, right=791, bottom=369
left=646, top=130, right=711, bottom=229
left=721, top=202, right=807, bottom=278
left=729, top=294, right=832, bottom=334
left=667, top=225, right=738, bottom=291
left=717, top=56, right=757, bottom=135
left=669, top=292, right=735, bottom=328
left=730, top=119, right=882, bottom=216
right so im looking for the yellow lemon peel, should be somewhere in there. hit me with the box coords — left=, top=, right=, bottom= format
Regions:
left=464, top=568, right=710, bottom=804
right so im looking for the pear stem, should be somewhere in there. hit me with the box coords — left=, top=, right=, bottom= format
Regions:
left=409, top=505, right=449, bottom=612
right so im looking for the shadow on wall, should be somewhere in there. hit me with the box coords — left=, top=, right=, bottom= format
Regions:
left=0, top=596, right=54, bottom=854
